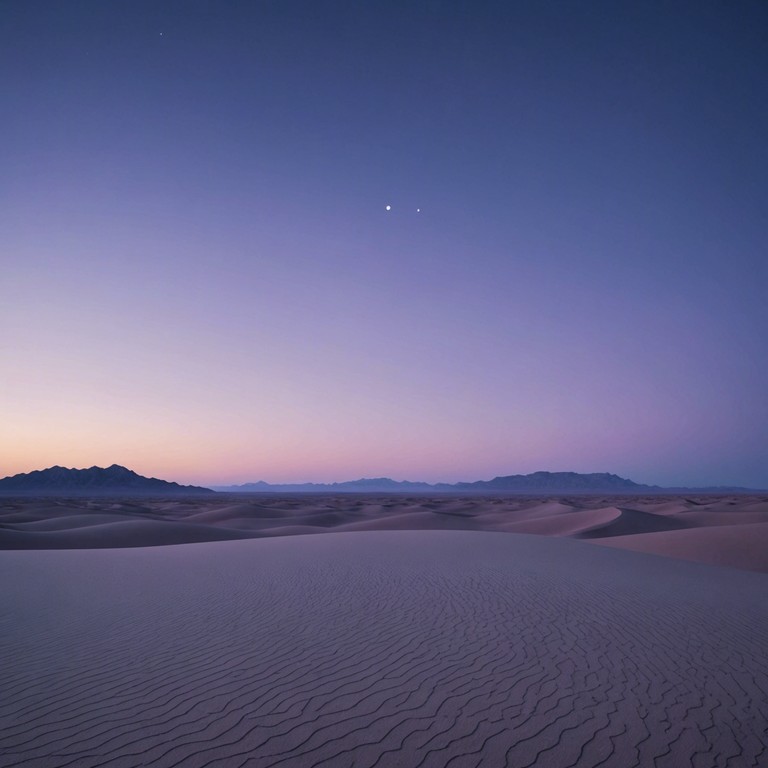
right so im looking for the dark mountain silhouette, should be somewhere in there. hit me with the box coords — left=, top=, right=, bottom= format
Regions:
left=216, top=477, right=435, bottom=493
left=450, top=471, right=648, bottom=492
left=213, top=471, right=763, bottom=494
left=0, top=465, right=214, bottom=495
left=214, top=471, right=653, bottom=494
left=3, top=467, right=758, bottom=497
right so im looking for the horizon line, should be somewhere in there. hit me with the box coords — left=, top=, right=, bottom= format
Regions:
left=3, top=464, right=765, bottom=491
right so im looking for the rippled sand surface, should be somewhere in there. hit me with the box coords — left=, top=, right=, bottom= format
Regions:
left=1, top=531, right=767, bottom=767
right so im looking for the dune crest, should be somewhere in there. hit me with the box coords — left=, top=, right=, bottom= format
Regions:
left=1, top=494, right=767, bottom=572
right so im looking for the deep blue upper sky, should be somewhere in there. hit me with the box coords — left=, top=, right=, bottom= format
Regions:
left=2, top=1, right=767, bottom=486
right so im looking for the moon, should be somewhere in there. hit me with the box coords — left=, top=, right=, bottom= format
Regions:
left=385, top=205, right=391, bottom=211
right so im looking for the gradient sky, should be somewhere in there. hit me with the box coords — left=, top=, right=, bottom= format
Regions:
left=2, top=1, right=767, bottom=487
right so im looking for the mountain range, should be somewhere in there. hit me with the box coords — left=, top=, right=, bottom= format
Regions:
left=0, top=465, right=213, bottom=495
left=0, top=466, right=760, bottom=496
left=211, top=471, right=760, bottom=494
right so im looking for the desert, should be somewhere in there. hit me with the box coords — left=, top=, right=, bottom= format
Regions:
left=1, top=493, right=767, bottom=766
left=1, top=492, right=767, bottom=573
left=4, top=1, right=768, bottom=765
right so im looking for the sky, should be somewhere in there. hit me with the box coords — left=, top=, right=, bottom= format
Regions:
left=2, top=0, right=767, bottom=488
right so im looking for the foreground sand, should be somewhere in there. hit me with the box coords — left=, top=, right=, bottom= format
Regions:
left=1, top=531, right=766, bottom=767
left=1, top=493, right=767, bottom=573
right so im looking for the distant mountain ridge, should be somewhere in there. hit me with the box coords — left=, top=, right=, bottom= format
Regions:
left=2, top=467, right=759, bottom=497
left=214, top=471, right=656, bottom=494
left=0, top=465, right=213, bottom=495
left=213, top=471, right=762, bottom=494
left=451, top=471, right=647, bottom=492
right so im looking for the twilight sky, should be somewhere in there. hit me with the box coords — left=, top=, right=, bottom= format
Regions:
left=2, top=1, right=767, bottom=487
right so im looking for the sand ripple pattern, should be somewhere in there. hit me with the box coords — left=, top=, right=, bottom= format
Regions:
left=1, top=531, right=767, bottom=767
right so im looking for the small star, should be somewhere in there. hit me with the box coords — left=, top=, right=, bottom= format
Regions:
left=417, top=208, right=421, bottom=212
left=385, top=205, right=391, bottom=211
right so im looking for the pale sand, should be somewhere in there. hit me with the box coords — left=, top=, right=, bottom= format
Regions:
left=1, top=531, right=766, bottom=767
left=593, top=521, right=768, bottom=572
left=2, top=494, right=768, bottom=573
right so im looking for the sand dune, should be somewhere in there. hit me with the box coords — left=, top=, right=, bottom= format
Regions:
left=594, top=520, right=768, bottom=573
left=576, top=506, right=695, bottom=539
left=1, top=493, right=767, bottom=572
left=1, top=531, right=766, bottom=767
left=494, top=505, right=621, bottom=535
left=0, top=519, right=260, bottom=549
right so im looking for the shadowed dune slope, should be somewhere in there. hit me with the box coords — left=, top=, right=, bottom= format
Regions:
left=1, top=531, right=766, bottom=768
left=1, top=494, right=767, bottom=571
left=494, top=506, right=621, bottom=536
left=575, top=507, right=696, bottom=539
left=593, top=521, right=768, bottom=573
left=0, top=520, right=260, bottom=549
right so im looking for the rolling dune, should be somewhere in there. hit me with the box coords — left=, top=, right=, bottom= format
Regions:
left=1, top=494, right=767, bottom=572
left=593, top=521, right=768, bottom=573
left=1, top=531, right=766, bottom=767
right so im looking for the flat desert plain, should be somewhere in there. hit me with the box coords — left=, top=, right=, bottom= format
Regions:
left=1, top=496, right=767, bottom=767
